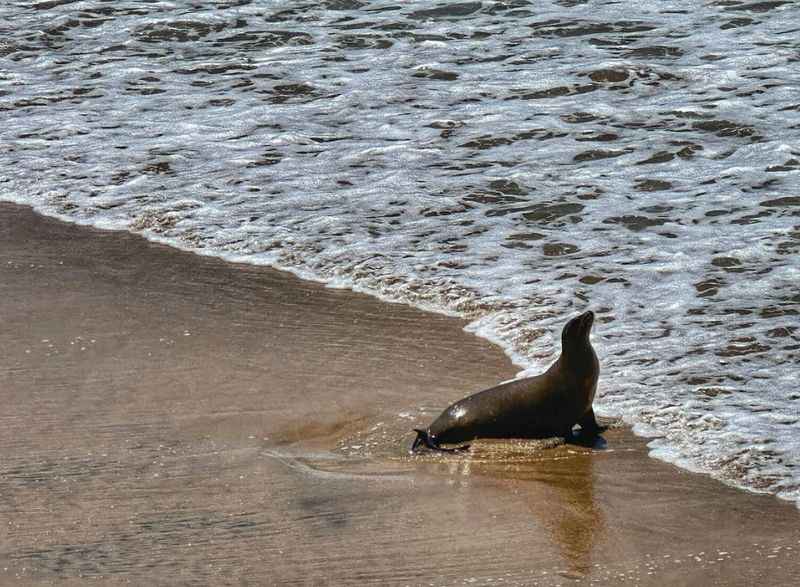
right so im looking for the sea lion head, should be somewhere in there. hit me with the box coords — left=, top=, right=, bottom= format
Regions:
left=561, top=310, right=594, bottom=350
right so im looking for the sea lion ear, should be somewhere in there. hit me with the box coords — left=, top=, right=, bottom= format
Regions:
left=562, top=314, right=580, bottom=339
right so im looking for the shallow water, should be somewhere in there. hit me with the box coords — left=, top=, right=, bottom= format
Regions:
left=1, top=0, right=799, bottom=504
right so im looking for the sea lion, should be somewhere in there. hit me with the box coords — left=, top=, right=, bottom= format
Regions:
left=411, top=310, right=603, bottom=453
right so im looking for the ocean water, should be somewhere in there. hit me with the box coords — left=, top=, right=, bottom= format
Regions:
left=1, top=0, right=798, bottom=505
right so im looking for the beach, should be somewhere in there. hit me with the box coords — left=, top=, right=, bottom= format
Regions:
left=1, top=202, right=798, bottom=586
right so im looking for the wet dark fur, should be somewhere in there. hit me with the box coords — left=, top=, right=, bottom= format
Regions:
left=411, top=311, right=603, bottom=453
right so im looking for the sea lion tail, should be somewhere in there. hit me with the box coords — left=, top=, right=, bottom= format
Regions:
left=410, top=429, right=470, bottom=454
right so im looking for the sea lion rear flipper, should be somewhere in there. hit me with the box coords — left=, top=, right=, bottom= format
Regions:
left=410, top=429, right=428, bottom=453
left=410, top=429, right=470, bottom=454
left=577, top=408, right=607, bottom=436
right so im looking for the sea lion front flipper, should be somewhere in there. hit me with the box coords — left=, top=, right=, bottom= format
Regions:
left=577, top=408, right=607, bottom=436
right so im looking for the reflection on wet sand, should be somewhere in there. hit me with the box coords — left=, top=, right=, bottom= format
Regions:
left=440, top=440, right=604, bottom=579
left=323, top=416, right=608, bottom=578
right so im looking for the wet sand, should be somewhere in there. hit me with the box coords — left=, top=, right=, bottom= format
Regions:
left=1, top=202, right=799, bottom=586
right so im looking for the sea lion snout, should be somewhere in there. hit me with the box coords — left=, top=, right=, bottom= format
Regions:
left=562, top=310, right=595, bottom=343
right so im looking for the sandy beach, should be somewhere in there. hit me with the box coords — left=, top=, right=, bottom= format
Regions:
left=1, top=201, right=799, bottom=586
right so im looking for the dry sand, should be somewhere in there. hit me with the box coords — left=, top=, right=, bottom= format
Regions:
left=1, top=202, right=799, bottom=586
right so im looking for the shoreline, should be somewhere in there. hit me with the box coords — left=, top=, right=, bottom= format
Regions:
left=7, top=198, right=797, bottom=510
left=2, top=202, right=800, bottom=585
